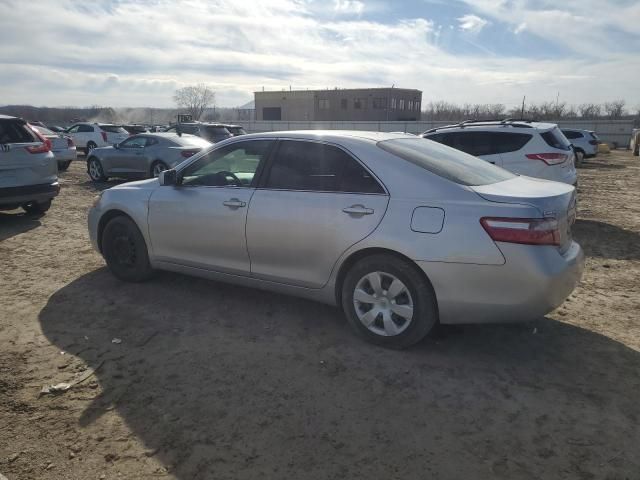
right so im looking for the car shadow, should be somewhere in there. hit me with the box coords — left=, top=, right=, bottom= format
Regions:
left=0, top=211, right=42, bottom=242
left=573, top=219, right=640, bottom=260
left=579, top=160, right=626, bottom=170
left=38, top=268, right=640, bottom=478
left=78, top=179, right=128, bottom=192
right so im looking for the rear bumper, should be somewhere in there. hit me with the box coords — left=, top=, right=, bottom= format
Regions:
left=52, top=148, right=77, bottom=162
left=418, top=241, right=584, bottom=324
left=0, top=181, right=60, bottom=207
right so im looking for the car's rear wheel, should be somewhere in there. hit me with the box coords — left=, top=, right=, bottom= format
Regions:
left=22, top=200, right=52, bottom=215
left=341, top=254, right=438, bottom=348
left=58, top=160, right=71, bottom=171
left=102, top=216, right=154, bottom=282
left=86, top=141, right=97, bottom=154
left=634, top=144, right=639, bottom=157
left=150, top=160, right=168, bottom=178
left=574, top=150, right=585, bottom=167
left=87, top=157, right=107, bottom=182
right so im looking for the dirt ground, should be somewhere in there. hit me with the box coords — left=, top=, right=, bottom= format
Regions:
left=1, top=150, right=639, bottom=480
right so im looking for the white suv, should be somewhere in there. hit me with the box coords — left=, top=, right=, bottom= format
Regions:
left=561, top=128, right=599, bottom=166
left=422, top=120, right=577, bottom=185
left=65, top=122, right=129, bottom=153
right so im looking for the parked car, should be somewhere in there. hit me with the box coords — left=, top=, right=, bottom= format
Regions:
left=164, top=123, right=232, bottom=143
left=631, top=128, right=640, bottom=156
left=88, top=131, right=584, bottom=348
left=561, top=128, right=599, bottom=166
left=0, top=115, right=59, bottom=214
left=65, top=122, right=129, bottom=154
left=86, top=132, right=212, bottom=182
left=30, top=124, right=77, bottom=171
left=422, top=120, right=577, bottom=185
left=48, top=125, right=67, bottom=133
left=122, top=124, right=149, bottom=135
left=222, top=124, right=247, bottom=136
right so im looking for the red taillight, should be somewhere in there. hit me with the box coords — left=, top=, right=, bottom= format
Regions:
left=181, top=149, right=198, bottom=158
left=525, top=153, right=568, bottom=165
left=66, top=136, right=74, bottom=147
left=480, top=217, right=560, bottom=246
left=589, top=140, right=598, bottom=145
left=25, top=127, right=52, bottom=154
left=101, top=131, right=108, bottom=142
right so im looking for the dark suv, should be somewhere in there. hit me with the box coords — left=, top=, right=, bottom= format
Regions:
left=0, top=115, right=59, bottom=214
left=165, top=123, right=232, bottom=143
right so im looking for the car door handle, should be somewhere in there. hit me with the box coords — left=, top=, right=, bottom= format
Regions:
left=223, top=198, right=246, bottom=208
left=342, top=205, right=374, bottom=215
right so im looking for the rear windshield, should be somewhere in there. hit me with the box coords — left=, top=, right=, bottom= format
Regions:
left=169, top=134, right=212, bottom=148
left=100, top=125, right=128, bottom=134
left=589, top=131, right=599, bottom=140
left=541, top=127, right=571, bottom=150
left=377, top=138, right=515, bottom=186
left=227, top=127, right=246, bottom=135
left=31, top=125, right=55, bottom=136
left=0, top=119, right=37, bottom=143
left=205, top=126, right=231, bottom=136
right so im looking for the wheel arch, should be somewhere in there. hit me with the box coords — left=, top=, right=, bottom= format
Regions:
left=334, top=247, right=438, bottom=312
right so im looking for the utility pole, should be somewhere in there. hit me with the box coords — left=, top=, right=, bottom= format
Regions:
left=521, top=96, right=526, bottom=118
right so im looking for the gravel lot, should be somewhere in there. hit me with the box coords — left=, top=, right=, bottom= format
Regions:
left=1, top=150, right=639, bottom=479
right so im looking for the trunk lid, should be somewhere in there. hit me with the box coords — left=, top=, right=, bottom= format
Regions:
left=471, top=176, right=577, bottom=252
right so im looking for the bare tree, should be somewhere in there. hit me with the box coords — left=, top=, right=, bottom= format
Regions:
left=578, top=103, right=602, bottom=119
left=603, top=100, right=625, bottom=119
left=173, top=84, right=215, bottom=121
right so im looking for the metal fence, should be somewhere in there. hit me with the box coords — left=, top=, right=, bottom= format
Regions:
left=241, top=119, right=635, bottom=147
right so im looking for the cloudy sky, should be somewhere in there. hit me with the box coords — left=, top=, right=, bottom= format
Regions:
left=1, top=0, right=639, bottom=109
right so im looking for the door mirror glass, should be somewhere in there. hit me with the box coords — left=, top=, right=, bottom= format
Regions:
left=159, top=169, right=178, bottom=186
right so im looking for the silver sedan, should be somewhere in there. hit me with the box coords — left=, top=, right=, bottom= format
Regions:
left=86, top=132, right=212, bottom=182
left=88, top=131, right=584, bottom=348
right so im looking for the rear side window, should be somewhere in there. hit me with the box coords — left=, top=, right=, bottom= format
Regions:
left=78, top=124, right=94, bottom=133
left=205, top=126, right=231, bottom=136
left=265, top=141, right=384, bottom=193
left=541, top=127, right=571, bottom=150
left=100, top=125, right=128, bottom=134
left=589, top=131, right=599, bottom=141
left=562, top=130, right=583, bottom=140
left=427, top=131, right=531, bottom=156
left=0, top=120, right=37, bottom=143
left=378, top=138, right=515, bottom=186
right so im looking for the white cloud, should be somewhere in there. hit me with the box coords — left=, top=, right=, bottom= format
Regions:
left=514, top=22, right=527, bottom=34
left=333, top=0, right=364, bottom=15
left=457, top=14, right=490, bottom=34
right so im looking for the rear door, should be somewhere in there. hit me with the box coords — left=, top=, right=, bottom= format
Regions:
left=246, top=140, right=389, bottom=288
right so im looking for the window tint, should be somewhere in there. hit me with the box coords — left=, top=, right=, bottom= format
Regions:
left=120, top=136, right=147, bottom=148
left=265, top=141, right=384, bottom=194
left=562, top=130, right=583, bottom=140
left=78, top=124, right=94, bottom=133
left=377, top=138, right=515, bottom=187
left=100, top=125, right=128, bottom=134
left=0, top=120, right=37, bottom=143
left=427, top=131, right=531, bottom=156
left=181, top=140, right=272, bottom=187
left=204, top=126, right=231, bottom=136
left=32, top=125, right=55, bottom=136
left=541, top=127, right=571, bottom=150
left=66, top=125, right=80, bottom=133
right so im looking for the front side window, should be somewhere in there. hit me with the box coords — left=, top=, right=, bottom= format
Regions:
left=66, top=125, right=80, bottom=133
left=265, top=140, right=384, bottom=194
left=378, top=138, right=515, bottom=186
left=120, top=136, right=147, bottom=148
left=181, top=140, right=273, bottom=187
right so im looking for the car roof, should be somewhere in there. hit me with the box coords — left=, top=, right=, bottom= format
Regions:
left=423, top=119, right=557, bottom=135
left=221, top=130, right=414, bottom=143
left=0, top=114, right=19, bottom=120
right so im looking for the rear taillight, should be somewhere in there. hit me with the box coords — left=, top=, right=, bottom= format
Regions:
left=66, top=136, right=74, bottom=147
left=181, top=149, right=199, bottom=158
left=101, top=131, right=108, bottom=142
left=588, top=140, right=598, bottom=145
left=525, top=153, right=567, bottom=165
left=25, top=128, right=52, bottom=154
left=480, top=217, right=560, bottom=246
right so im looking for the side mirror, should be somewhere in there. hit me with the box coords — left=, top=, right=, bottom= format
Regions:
left=114, top=143, right=120, bottom=149
left=159, top=169, right=178, bottom=186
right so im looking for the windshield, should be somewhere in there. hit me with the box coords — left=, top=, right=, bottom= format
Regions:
left=31, top=125, right=55, bottom=136
left=100, top=125, right=128, bottom=134
left=377, top=138, right=515, bottom=186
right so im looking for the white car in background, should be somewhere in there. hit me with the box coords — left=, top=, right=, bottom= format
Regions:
left=422, top=120, right=577, bottom=185
left=30, top=124, right=77, bottom=171
left=561, top=128, right=599, bottom=166
left=65, top=123, right=129, bottom=154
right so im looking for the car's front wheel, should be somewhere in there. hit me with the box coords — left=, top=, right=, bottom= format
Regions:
left=102, top=216, right=154, bottom=282
left=87, top=157, right=107, bottom=182
left=341, top=254, right=438, bottom=348
left=150, top=160, right=169, bottom=178
left=86, top=141, right=97, bottom=154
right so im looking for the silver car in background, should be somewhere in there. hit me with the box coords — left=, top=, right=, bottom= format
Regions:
left=30, top=124, right=77, bottom=171
left=86, top=133, right=212, bottom=182
left=88, top=131, right=584, bottom=348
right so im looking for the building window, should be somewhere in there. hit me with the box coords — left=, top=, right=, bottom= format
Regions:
left=354, top=98, right=366, bottom=109
left=319, top=99, right=330, bottom=110
left=399, top=99, right=405, bottom=110
left=341, top=98, right=348, bottom=109
left=373, top=97, right=386, bottom=109
left=415, top=101, right=421, bottom=111
left=390, top=98, right=397, bottom=110
left=408, top=100, right=414, bottom=111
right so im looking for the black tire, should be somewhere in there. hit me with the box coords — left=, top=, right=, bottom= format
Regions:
left=150, top=160, right=169, bottom=178
left=102, top=216, right=154, bottom=282
left=574, top=149, right=585, bottom=167
left=341, top=254, right=438, bottom=349
left=22, top=199, right=52, bottom=215
left=87, top=157, right=108, bottom=182
left=58, top=160, right=71, bottom=171
left=86, top=141, right=97, bottom=154
left=634, top=145, right=639, bottom=157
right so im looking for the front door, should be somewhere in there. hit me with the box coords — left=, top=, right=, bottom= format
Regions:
left=246, top=140, right=389, bottom=288
left=147, top=139, right=274, bottom=274
left=109, top=136, right=148, bottom=174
